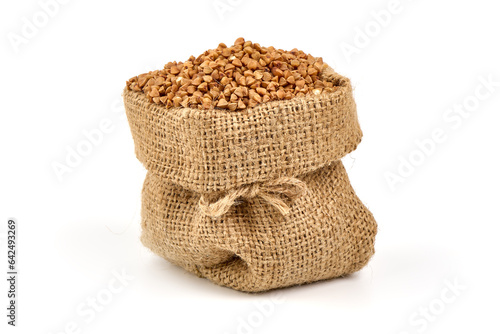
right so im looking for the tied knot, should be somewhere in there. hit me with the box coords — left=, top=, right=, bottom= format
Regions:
left=199, top=177, right=307, bottom=219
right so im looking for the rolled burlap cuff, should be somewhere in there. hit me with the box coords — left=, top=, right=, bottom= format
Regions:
left=124, top=67, right=362, bottom=194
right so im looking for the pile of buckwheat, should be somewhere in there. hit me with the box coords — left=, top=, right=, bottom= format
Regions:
left=126, top=37, right=337, bottom=111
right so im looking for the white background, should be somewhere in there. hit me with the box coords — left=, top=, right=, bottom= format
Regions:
left=1, top=0, right=499, bottom=333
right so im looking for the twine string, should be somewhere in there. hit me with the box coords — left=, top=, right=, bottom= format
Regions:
left=199, top=177, right=307, bottom=219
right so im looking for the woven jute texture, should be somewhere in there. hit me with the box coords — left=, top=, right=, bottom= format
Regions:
left=141, top=161, right=376, bottom=292
left=124, top=67, right=377, bottom=292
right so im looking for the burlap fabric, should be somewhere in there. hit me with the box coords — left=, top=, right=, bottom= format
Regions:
left=124, top=67, right=377, bottom=292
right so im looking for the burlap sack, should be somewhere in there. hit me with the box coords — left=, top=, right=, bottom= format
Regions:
left=124, top=67, right=377, bottom=292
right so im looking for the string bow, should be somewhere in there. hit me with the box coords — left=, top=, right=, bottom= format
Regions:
left=199, top=177, right=307, bottom=219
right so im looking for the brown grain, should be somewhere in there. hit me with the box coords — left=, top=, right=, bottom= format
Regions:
left=126, top=38, right=337, bottom=111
